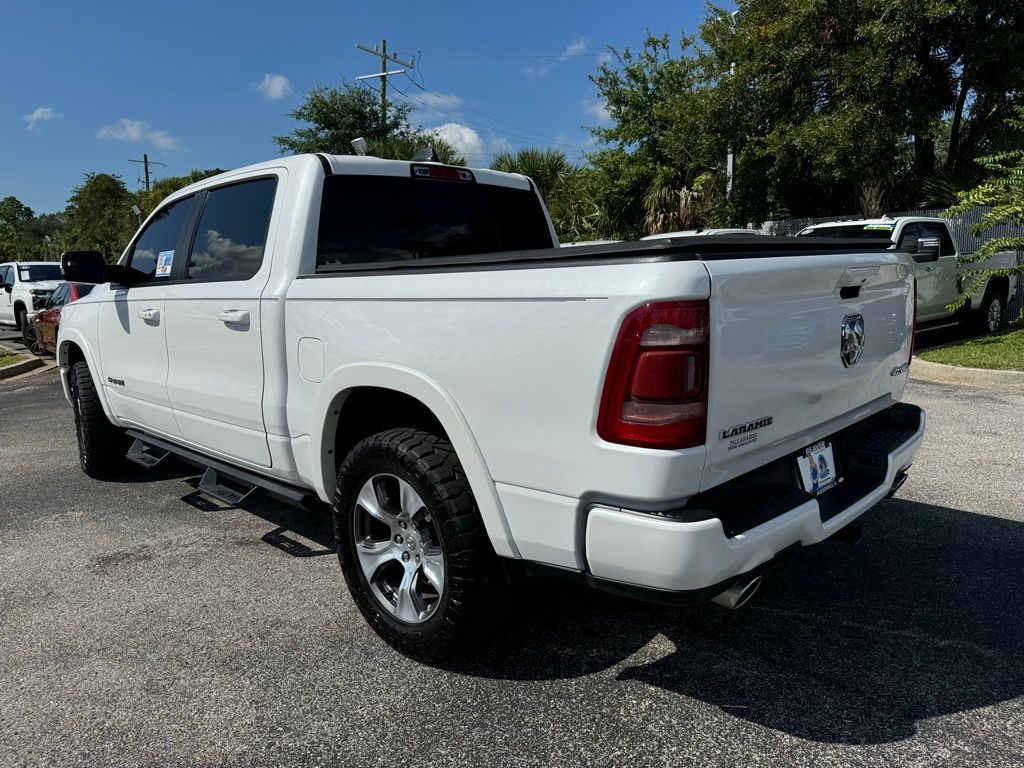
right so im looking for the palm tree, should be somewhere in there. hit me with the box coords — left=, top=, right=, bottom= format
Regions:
left=490, top=148, right=573, bottom=202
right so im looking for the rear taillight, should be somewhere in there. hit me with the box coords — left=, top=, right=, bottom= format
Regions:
left=598, top=300, right=709, bottom=449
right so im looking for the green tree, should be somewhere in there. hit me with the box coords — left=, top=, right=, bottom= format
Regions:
left=490, top=147, right=573, bottom=202
left=945, top=105, right=1024, bottom=317
left=274, top=81, right=414, bottom=155
left=589, top=34, right=720, bottom=233
left=367, top=133, right=466, bottom=166
left=585, top=2, right=1024, bottom=228
left=65, top=173, right=135, bottom=262
left=0, top=196, right=35, bottom=258
left=489, top=148, right=611, bottom=242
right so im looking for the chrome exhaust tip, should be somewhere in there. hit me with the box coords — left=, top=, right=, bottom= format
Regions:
left=711, top=575, right=762, bottom=610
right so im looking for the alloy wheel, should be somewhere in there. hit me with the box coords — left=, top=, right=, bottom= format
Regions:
left=987, top=298, right=1002, bottom=333
left=352, top=473, right=446, bottom=624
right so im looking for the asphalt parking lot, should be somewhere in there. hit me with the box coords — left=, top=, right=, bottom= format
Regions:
left=2, top=367, right=1023, bottom=767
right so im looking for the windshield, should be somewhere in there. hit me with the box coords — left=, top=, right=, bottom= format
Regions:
left=796, top=224, right=895, bottom=241
left=316, top=174, right=555, bottom=269
left=18, top=264, right=62, bottom=282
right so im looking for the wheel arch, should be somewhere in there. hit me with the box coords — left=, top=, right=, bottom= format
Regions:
left=972, top=274, right=1010, bottom=306
left=58, top=333, right=118, bottom=423
left=12, top=300, right=27, bottom=328
left=311, top=363, right=520, bottom=559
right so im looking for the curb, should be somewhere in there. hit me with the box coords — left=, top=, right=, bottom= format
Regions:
left=0, top=356, right=45, bottom=380
left=910, top=356, right=1024, bottom=391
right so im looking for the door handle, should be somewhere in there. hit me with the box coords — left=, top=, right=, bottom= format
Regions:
left=925, top=266, right=935, bottom=271
left=138, top=308, right=160, bottom=322
left=217, top=309, right=250, bottom=325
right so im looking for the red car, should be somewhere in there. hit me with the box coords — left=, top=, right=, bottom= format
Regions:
left=26, top=282, right=93, bottom=355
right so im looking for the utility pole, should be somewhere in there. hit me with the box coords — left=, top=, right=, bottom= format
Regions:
left=355, top=39, right=415, bottom=124
left=128, top=154, right=166, bottom=192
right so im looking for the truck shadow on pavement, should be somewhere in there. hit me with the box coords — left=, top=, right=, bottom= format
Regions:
left=451, top=497, right=1024, bottom=745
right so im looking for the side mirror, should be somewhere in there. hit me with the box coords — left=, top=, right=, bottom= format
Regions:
left=914, top=237, right=940, bottom=263
left=61, top=251, right=107, bottom=284
left=3, top=283, right=11, bottom=294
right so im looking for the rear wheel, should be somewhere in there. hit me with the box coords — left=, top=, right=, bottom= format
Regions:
left=22, top=322, right=45, bottom=356
left=68, top=361, right=130, bottom=478
left=971, top=287, right=1005, bottom=335
left=333, top=428, right=492, bottom=661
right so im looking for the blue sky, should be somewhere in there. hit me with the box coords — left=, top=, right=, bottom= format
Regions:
left=1, top=0, right=711, bottom=214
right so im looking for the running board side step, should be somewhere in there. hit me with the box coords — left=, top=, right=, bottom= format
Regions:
left=123, top=429, right=320, bottom=510
left=198, top=467, right=255, bottom=506
left=126, top=439, right=169, bottom=468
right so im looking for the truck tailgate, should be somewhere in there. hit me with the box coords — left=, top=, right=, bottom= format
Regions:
left=700, top=252, right=914, bottom=491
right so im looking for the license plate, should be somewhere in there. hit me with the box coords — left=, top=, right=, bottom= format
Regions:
left=797, top=441, right=839, bottom=496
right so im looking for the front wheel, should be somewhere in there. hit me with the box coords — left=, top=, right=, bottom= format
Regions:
left=333, top=428, right=492, bottom=661
left=68, top=361, right=130, bottom=478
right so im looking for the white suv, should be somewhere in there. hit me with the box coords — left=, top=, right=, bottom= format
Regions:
left=0, top=261, right=63, bottom=330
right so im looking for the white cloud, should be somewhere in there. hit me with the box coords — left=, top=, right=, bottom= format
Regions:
left=489, top=135, right=513, bottom=157
left=563, top=39, right=587, bottom=58
left=581, top=98, right=611, bottom=123
left=97, top=118, right=181, bottom=150
left=427, top=123, right=518, bottom=166
left=23, top=106, right=61, bottom=131
left=431, top=122, right=486, bottom=166
left=254, top=73, right=292, bottom=101
left=525, top=38, right=588, bottom=79
left=596, top=50, right=612, bottom=67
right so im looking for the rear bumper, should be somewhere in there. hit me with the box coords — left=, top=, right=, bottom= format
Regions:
left=584, top=403, right=925, bottom=596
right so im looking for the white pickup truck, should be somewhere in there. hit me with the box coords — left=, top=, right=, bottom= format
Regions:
left=58, top=154, right=925, bottom=660
left=0, top=260, right=63, bottom=331
left=797, top=216, right=1018, bottom=334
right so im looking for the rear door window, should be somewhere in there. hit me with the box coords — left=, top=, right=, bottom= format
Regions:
left=185, top=178, right=277, bottom=282
left=316, top=174, right=555, bottom=269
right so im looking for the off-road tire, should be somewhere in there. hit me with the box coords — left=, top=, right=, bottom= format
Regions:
left=68, top=360, right=130, bottom=478
left=333, top=428, right=492, bottom=661
left=970, top=286, right=1006, bottom=336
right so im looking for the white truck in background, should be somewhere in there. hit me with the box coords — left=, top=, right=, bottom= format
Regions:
left=0, top=261, right=63, bottom=331
left=58, top=153, right=924, bottom=660
left=797, top=216, right=1018, bottom=334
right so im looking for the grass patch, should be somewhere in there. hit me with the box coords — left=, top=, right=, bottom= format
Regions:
left=918, top=325, right=1024, bottom=371
left=0, top=351, right=27, bottom=368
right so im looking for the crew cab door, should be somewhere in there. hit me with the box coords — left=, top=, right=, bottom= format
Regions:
left=921, top=222, right=961, bottom=313
left=163, top=174, right=279, bottom=467
left=97, top=195, right=197, bottom=437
